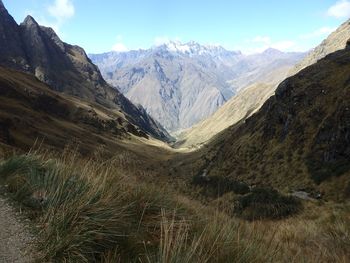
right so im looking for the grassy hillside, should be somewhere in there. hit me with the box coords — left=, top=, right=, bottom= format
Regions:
left=175, top=82, right=277, bottom=149
left=0, top=54, right=349, bottom=261
left=290, top=19, right=350, bottom=76
left=0, top=150, right=349, bottom=262
left=195, top=45, right=350, bottom=201
left=0, top=66, right=168, bottom=156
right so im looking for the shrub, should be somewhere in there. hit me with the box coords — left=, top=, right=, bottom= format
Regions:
left=234, top=187, right=302, bottom=220
left=0, top=153, right=278, bottom=262
left=192, top=174, right=250, bottom=197
left=307, top=158, right=350, bottom=184
left=0, top=154, right=135, bottom=261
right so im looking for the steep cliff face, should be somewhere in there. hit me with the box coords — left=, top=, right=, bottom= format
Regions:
left=0, top=0, right=28, bottom=70
left=203, top=43, right=350, bottom=200
left=19, top=15, right=118, bottom=104
left=0, top=2, right=170, bottom=141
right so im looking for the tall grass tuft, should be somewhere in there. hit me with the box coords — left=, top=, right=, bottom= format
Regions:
left=1, top=151, right=347, bottom=262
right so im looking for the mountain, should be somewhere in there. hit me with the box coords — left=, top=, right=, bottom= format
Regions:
left=91, top=42, right=304, bottom=131
left=177, top=21, right=350, bottom=148
left=197, top=42, right=350, bottom=201
left=290, top=19, right=350, bottom=75
left=228, top=48, right=305, bottom=91
left=175, top=82, right=277, bottom=148
left=0, top=0, right=28, bottom=70
left=0, top=1, right=170, bottom=142
left=0, top=66, right=156, bottom=154
left=91, top=41, right=242, bottom=131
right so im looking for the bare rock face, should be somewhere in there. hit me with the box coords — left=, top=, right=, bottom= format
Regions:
left=0, top=1, right=28, bottom=70
left=91, top=43, right=304, bottom=132
left=20, top=16, right=69, bottom=90
left=19, top=15, right=109, bottom=99
left=0, top=3, right=170, bottom=141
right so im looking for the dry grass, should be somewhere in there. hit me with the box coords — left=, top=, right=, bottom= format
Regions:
left=0, top=149, right=349, bottom=262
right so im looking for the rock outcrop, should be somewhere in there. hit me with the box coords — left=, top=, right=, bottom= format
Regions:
left=0, top=0, right=28, bottom=70
left=0, top=3, right=170, bottom=141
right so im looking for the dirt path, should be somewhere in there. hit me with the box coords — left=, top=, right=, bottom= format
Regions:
left=0, top=197, right=35, bottom=263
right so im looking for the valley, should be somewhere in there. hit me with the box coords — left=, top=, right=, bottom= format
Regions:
left=91, top=43, right=305, bottom=132
left=0, top=0, right=349, bottom=262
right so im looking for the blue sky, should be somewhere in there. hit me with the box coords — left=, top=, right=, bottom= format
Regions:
left=3, top=0, right=350, bottom=54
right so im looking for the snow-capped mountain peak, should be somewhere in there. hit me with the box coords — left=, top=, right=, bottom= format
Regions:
left=155, top=40, right=239, bottom=57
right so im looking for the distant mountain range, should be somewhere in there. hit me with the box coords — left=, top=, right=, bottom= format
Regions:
left=177, top=20, right=350, bottom=148
left=183, top=40, right=350, bottom=201
left=0, top=0, right=170, bottom=142
left=90, top=42, right=305, bottom=131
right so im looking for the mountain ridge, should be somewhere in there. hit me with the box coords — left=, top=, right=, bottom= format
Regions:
left=176, top=20, right=350, bottom=148
left=91, top=42, right=304, bottom=131
left=197, top=42, right=350, bottom=200
left=290, top=19, right=350, bottom=75
left=0, top=3, right=170, bottom=141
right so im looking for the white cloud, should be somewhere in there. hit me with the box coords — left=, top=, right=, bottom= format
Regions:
left=26, top=0, right=75, bottom=36
left=48, top=0, right=75, bottom=21
left=300, top=26, right=336, bottom=39
left=111, top=35, right=129, bottom=52
left=112, top=43, right=129, bottom=52
left=327, top=0, right=350, bottom=18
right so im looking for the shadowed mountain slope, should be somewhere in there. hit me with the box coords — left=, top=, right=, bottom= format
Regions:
left=193, top=43, right=350, bottom=201
left=0, top=66, right=159, bottom=154
left=176, top=21, right=350, bottom=149
left=0, top=1, right=170, bottom=141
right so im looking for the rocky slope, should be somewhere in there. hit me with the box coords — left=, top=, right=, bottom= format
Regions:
left=0, top=1, right=170, bottom=141
left=0, top=0, right=28, bottom=71
left=197, top=43, right=350, bottom=201
left=290, top=19, right=350, bottom=75
left=91, top=42, right=304, bottom=131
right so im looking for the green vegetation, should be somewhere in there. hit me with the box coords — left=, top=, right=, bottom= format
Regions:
left=307, top=158, right=350, bottom=184
left=0, top=151, right=349, bottom=262
left=234, top=187, right=302, bottom=220
left=0, top=152, right=272, bottom=262
left=191, top=175, right=301, bottom=220
left=192, top=174, right=250, bottom=197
